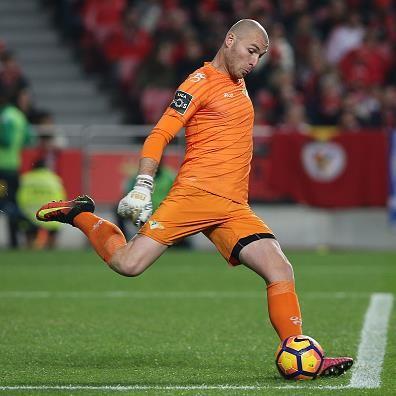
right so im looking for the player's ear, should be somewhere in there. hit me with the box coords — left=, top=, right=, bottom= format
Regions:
left=225, top=32, right=236, bottom=48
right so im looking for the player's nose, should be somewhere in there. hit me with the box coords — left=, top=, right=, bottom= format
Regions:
left=249, top=55, right=259, bottom=69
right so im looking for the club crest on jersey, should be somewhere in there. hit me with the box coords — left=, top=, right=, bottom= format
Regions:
left=149, top=220, right=164, bottom=230
left=242, top=88, right=249, bottom=97
left=170, top=90, right=193, bottom=115
left=189, top=72, right=206, bottom=82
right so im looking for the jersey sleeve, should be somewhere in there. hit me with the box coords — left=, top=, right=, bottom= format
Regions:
left=166, top=72, right=209, bottom=125
left=140, top=71, right=210, bottom=163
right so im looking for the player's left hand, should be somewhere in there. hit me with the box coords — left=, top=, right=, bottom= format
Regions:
left=117, top=175, right=154, bottom=226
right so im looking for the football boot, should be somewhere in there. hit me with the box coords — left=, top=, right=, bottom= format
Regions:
left=319, top=356, right=353, bottom=377
left=36, top=195, right=95, bottom=225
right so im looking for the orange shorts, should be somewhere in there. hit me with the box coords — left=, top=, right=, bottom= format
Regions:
left=139, top=185, right=275, bottom=265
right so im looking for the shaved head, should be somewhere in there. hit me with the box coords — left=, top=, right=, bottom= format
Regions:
left=211, top=19, right=269, bottom=80
left=228, top=19, right=269, bottom=46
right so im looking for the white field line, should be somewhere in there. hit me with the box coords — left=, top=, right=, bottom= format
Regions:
left=0, top=291, right=369, bottom=299
left=349, top=292, right=394, bottom=389
left=0, top=384, right=347, bottom=391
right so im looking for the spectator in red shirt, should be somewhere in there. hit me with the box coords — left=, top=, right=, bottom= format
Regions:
left=103, top=7, right=153, bottom=89
left=339, top=30, right=392, bottom=88
left=81, top=0, right=126, bottom=44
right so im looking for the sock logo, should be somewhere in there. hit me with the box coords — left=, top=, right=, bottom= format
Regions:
left=93, top=219, right=104, bottom=230
left=290, top=316, right=302, bottom=326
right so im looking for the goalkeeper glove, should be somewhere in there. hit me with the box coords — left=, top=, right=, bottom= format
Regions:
left=117, top=175, right=154, bottom=226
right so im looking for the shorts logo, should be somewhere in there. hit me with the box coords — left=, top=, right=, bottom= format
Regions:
left=189, top=72, right=205, bottom=82
left=170, top=90, right=193, bottom=115
left=149, top=220, right=164, bottom=230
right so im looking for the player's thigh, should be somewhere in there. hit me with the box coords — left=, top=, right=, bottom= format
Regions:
left=239, top=238, right=294, bottom=283
left=205, top=204, right=275, bottom=265
left=110, top=233, right=168, bottom=276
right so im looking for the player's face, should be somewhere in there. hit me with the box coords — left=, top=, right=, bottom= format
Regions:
left=226, top=31, right=269, bottom=79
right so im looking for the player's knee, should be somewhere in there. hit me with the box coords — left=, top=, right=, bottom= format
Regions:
left=108, top=251, right=146, bottom=277
left=118, top=256, right=146, bottom=277
left=273, top=243, right=294, bottom=279
left=282, top=259, right=294, bottom=280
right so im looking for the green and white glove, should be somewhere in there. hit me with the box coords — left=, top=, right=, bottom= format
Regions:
left=117, top=175, right=154, bottom=226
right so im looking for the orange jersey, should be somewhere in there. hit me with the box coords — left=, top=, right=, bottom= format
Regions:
left=141, top=62, right=254, bottom=204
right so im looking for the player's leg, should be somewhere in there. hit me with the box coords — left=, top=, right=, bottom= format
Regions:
left=72, top=210, right=168, bottom=276
left=36, top=195, right=168, bottom=276
left=107, top=234, right=168, bottom=276
left=244, top=245, right=355, bottom=375
left=241, top=238, right=353, bottom=376
left=204, top=203, right=302, bottom=340
left=239, top=237, right=294, bottom=283
left=238, top=238, right=303, bottom=340
left=208, top=215, right=353, bottom=377
left=36, top=187, right=214, bottom=276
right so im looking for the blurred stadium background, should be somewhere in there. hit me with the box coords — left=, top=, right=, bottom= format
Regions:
left=0, top=2, right=395, bottom=393
left=0, top=0, right=395, bottom=250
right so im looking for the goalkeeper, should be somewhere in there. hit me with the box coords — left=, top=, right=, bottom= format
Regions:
left=36, top=19, right=352, bottom=377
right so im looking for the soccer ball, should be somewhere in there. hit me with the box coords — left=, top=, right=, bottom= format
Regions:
left=275, top=335, right=324, bottom=380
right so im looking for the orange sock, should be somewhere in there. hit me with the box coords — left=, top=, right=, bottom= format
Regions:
left=267, top=280, right=302, bottom=341
left=73, top=212, right=126, bottom=263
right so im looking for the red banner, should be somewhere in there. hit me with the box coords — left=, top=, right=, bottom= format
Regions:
left=268, top=132, right=388, bottom=207
left=22, top=131, right=388, bottom=207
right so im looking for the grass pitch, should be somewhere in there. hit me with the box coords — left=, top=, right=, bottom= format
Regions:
left=0, top=249, right=395, bottom=395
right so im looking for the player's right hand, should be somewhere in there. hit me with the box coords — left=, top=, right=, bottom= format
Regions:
left=117, top=175, right=154, bottom=225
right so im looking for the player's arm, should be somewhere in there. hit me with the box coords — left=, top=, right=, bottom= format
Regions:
left=116, top=166, right=155, bottom=227
left=117, top=114, right=185, bottom=225
left=117, top=77, right=203, bottom=224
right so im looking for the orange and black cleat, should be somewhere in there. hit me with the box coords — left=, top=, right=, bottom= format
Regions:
left=36, top=195, right=95, bottom=225
left=319, top=357, right=354, bottom=377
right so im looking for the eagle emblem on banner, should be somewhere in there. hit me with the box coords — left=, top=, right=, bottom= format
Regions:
left=301, top=141, right=346, bottom=182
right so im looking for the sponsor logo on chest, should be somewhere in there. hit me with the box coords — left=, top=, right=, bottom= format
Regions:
left=223, top=87, right=249, bottom=100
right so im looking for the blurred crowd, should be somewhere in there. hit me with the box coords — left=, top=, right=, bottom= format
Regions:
left=0, top=41, right=53, bottom=127
left=47, top=0, right=396, bottom=130
left=0, top=39, right=65, bottom=249
left=2, top=0, right=396, bottom=248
